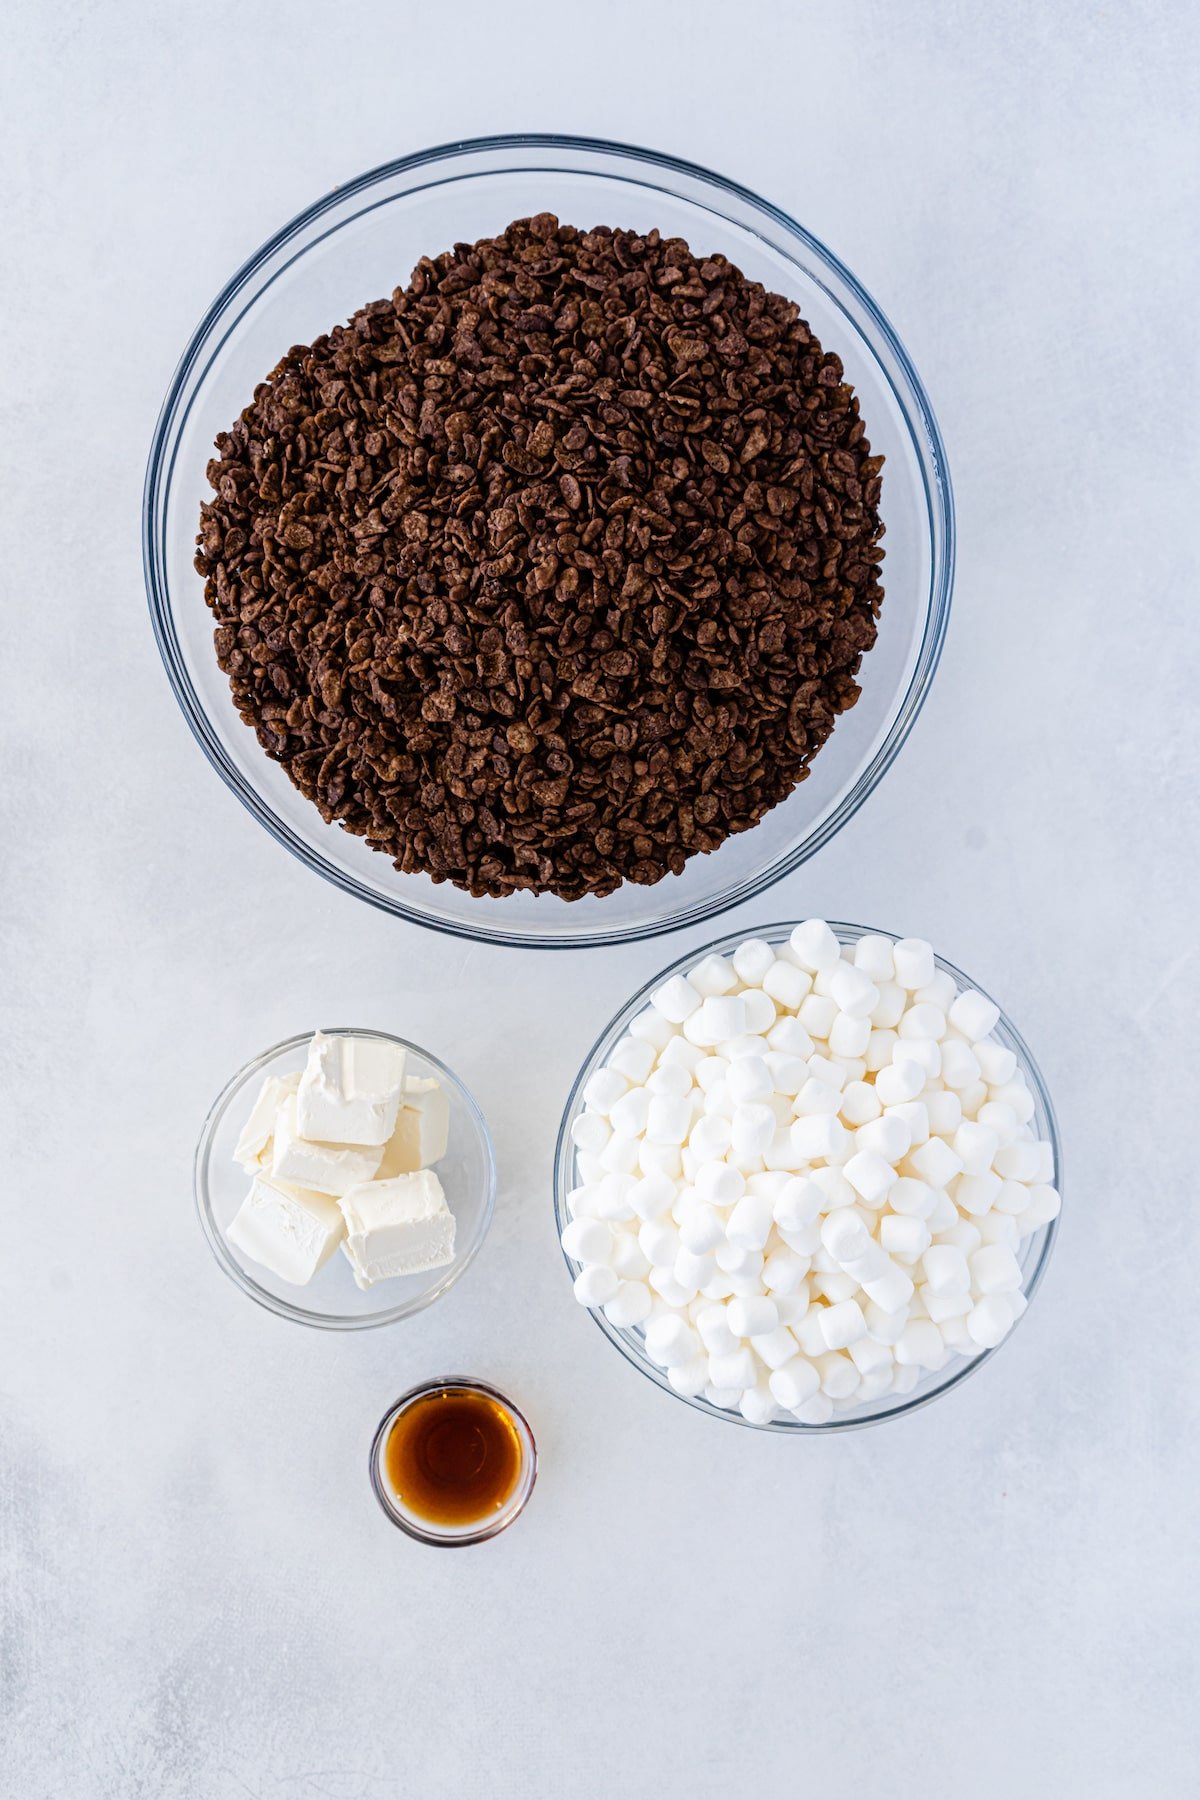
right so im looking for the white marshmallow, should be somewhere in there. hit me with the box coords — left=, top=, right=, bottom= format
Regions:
left=763, top=1052, right=809, bottom=1097
left=696, top=1303, right=741, bottom=1358
left=994, top=1139, right=1042, bottom=1182
left=840, top=1081, right=882, bottom=1126
left=570, top=1112, right=611, bottom=1154
left=908, top=1137, right=963, bottom=1189
left=639, top=1218, right=681, bottom=1268
left=731, top=938, right=778, bottom=986
left=789, top=919, right=841, bottom=972
left=875, top=1060, right=925, bottom=1106
left=791, top=1114, right=849, bottom=1163
left=593, top=1172, right=638, bottom=1218
left=899, top=1002, right=947, bottom=1041
left=853, top=934, right=896, bottom=981
left=991, top=1079, right=1037, bottom=1125
left=573, top=1265, right=619, bottom=1308
left=978, top=1210, right=1019, bottom=1248
left=967, top=1294, right=1015, bottom=1348
left=880, top=1214, right=932, bottom=1259
left=816, top=1351, right=861, bottom=1399
left=651, top=974, right=702, bottom=1024
left=953, top=1120, right=1000, bottom=1176
left=678, top=1202, right=727, bottom=1255
left=659, top=1035, right=705, bottom=1072
left=675, top=1246, right=717, bottom=1291
left=582, top=1067, right=628, bottom=1115
left=647, top=1063, right=693, bottom=1100
left=762, top=1248, right=810, bottom=1294
left=774, top=1176, right=824, bottom=1231
left=629, top=1007, right=675, bottom=1050
left=725, top=1192, right=776, bottom=1252
left=865, top=1028, right=899, bottom=1071
left=915, top=970, right=957, bottom=1011
left=798, top=994, right=836, bottom=1040
left=893, top=938, right=936, bottom=989
left=598, top=1133, right=640, bottom=1177
left=856, top=1113, right=912, bottom=1163
left=975, top=1040, right=1018, bottom=1085
left=819, top=1298, right=868, bottom=1349
left=648, top=1268, right=694, bottom=1307
left=727, top=1056, right=772, bottom=1104
left=611, top=1233, right=651, bottom=1280
left=738, top=1379, right=779, bottom=1425
left=940, top=1039, right=982, bottom=1090
left=922, top=1243, right=970, bottom=1294
left=829, top=1012, right=871, bottom=1059
left=730, top=1103, right=777, bottom=1160
left=769, top=1356, right=821, bottom=1409
left=894, top=1319, right=945, bottom=1367
left=892, top=1036, right=941, bottom=1079
left=608, top=1087, right=652, bottom=1140
left=727, top=1294, right=779, bottom=1338
left=629, top=1171, right=677, bottom=1221
left=707, top=1347, right=757, bottom=1390
left=689, top=953, right=738, bottom=997
left=767, top=1016, right=815, bottom=1058
left=762, top=959, right=812, bottom=1011
left=870, top=983, right=907, bottom=1029
left=1017, top=1185, right=1062, bottom=1232
left=645, top=1095, right=693, bottom=1146
left=751, top=1325, right=800, bottom=1370
left=667, top=1355, right=711, bottom=1397
left=603, top=1280, right=653, bottom=1327
left=920, top=1285, right=972, bottom=1323
left=969, top=1244, right=1022, bottom=1294
left=937, top=1219, right=982, bottom=1254
left=561, top=1217, right=614, bottom=1264
left=861, top=1264, right=915, bottom=1313
left=791, top=1392, right=835, bottom=1425
left=696, top=994, right=748, bottom=1045
left=607, top=1036, right=657, bottom=1085
left=849, top=1335, right=894, bottom=1377
left=793, top=1076, right=841, bottom=1117
left=844, top=1150, right=897, bottom=1206
left=887, top=1100, right=930, bottom=1149
left=810, top=1166, right=856, bottom=1212
left=888, top=1176, right=935, bottom=1218
left=828, top=963, right=880, bottom=1019
left=863, top=1299, right=910, bottom=1345
left=955, top=1170, right=1002, bottom=1216
left=948, top=988, right=1001, bottom=1042
left=644, top=1313, right=700, bottom=1365
left=925, top=1090, right=963, bottom=1136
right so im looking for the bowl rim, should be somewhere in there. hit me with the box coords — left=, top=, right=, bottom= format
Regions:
left=195, top=1027, right=497, bottom=1329
left=553, top=920, right=1062, bottom=1431
left=145, top=132, right=955, bottom=949
left=368, top=1376, right=538, bottom=1545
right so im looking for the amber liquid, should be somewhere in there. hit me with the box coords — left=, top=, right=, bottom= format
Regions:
left=384, top=1388, right=523, bottom=1527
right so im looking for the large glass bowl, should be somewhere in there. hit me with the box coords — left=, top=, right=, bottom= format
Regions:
left=145, top=134, right=954, bottom=949
left=554, top=923, right=1061, bottom=1430
left=196, top=1029, right=496, bottom=1329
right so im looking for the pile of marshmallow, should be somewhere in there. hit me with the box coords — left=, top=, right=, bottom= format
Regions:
left=561, top=923, right=1059, bottom=1425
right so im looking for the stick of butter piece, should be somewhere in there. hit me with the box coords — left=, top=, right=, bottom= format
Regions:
left=226, top=1172, right=346, bottom=1286
left=271, top=1094, right=384, bottom=1197
left=232, top=1071, right=301, bottom=1173
left=339, top=1170, right=456, bottom=1289
left=376, top=1079, right=450, bottom=1178
left=297, top=1031, right=406, bottom=1147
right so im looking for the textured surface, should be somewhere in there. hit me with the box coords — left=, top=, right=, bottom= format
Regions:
left=2, top=2, right=1197, bottom=1795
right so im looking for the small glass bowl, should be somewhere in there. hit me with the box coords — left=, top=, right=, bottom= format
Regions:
left=369, top=1379, right=537, bottom=1545
left=195, top=1030, right=496, bottom=1328
left=554, top=922, right=1062, bottom=1431
left=144, top=133, right=953, bottom=950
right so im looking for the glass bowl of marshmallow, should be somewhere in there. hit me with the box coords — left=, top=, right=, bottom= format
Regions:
left=554, top=921, right=1061, bottom=1430
left=196, top=1028, right=496, bottom=1328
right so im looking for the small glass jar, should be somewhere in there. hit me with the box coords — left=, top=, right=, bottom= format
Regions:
left=369, top=1379, right=537, bottom=1545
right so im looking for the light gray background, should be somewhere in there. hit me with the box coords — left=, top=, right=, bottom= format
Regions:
left=3, top=3, right=1197, bottom=1795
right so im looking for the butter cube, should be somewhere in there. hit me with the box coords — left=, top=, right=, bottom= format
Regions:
left=226, top=1172, right=345, bottom=1286
left=271, top=1095, right=383, bottom=1196
left=376, top=1077, right=450, bottom=1178
left=297, top=1031, right=406, bottom=1148
left=339, top=1170, right=456, bottom=1289
left=232, top=1071, right=300, bottom=1172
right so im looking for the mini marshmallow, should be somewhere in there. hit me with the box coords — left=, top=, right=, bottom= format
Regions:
left=789, top=918, right=841, bottom=972
left=892, top=1036, right=941, bottom=1079
left=894, top=1319, right=945, bottom=1367
left=828, top=963, right=880, bottom=1019
left=937, top=1219, right=982, bottom=1254
left=608, top=1087, right=652, bottom=1140
left=769, top=1356, right=821, bottom=1409
left=994, top=1139, right=1042, bottom=1182
left=732, top=938, right=778, bottom=985
left=573, top=1265, right=619, bottom=1308
left=751, top=1325, right=801, bottom=1370
left=853, top=934, right=896, bottom=981
left=865, top=1028, right=899, bottom=1071
left=689, top=1114, right=731, bottom=1162
left=644, top=1313, right=700, bottom=1366
left=819, top=1298, right=868, bottom=1349
left=707, top=1347, right=758, bottom=1390
left=725, top=1191, right=776, bottom=1252
left=849, top=1334, right=894, bottom=1377
left=603, top=1280, right=653, bottom=1327
left=967, top=1293, right=1014, bottom=1348
left=1018, top=1185, right=1062, bottom=1231
left=611, top=1234, right=651, bottom=1280
left=598, top=1133, right=641, bottom=1177
left=696, top=1303, right=741, bottom=1358
left=940, top=1039, right=982, bottom=1090
left=677, top=1203, right=727, bottom=1256
left=561, top=1217, right=615, bottom=1264
left=738, top=1379, right=779, bottom=1425
left=870, top=983, right=907, bottom=1029
left=593, top=1172, right=638, bottom=1217
left=920, top=1285, right=972, bottom=1323
left=856, top=1113, right=912, bottom=1164
left=731, top=1103, right=777, bottom=1160
left=991, top=1079, right=1037, bottom=1125
left=607, top=1036, right=657, bottom=1085
left=629, top=1171, right=677, bottom=1221
left=629, top=1007, right=675, bottom=1050
left=810, top=1165, right=856, bottom=1211
left=659, top=1035, right=705, bottom=1072
left=953, top=1120, right=1000, bottom=1176
left=844, top=1150, right=897, bottom=1206
left=697, top=995, right=748, bottom=1044
left=693, top=1161, right=744, bottom=1207
left=840, top=1081, right=882, bottom=1126
left=762, top=959, right=813, bottom=1011
left=791, top=1391, right=835, bottom=1425
left=570, top=1112, right=612, bottom=1154
left=922, top=1243, right=971, bottom=1294
left=639, top=1218, right=681, bottom=1268
left=893, top=938, right=936, bottom=989
left=925, top=1090, right=963, bottom=1136
left=790, top=1113, right=849, bottom=1164
left=647, top=1063, right=693, bottom=1100
left=703, top=1383, right=744, bottom=1409
left=908, top=1137, right=963, bottom=1189
left=762, top=1248, right=810, bottom=1294
left=888, top=1176, right=935, bottom=1218
left=722, top=1034, right=773, bottom=1064
left=794, top=1077, right=842, bottom=1117
left=727, top=1056, right=772, bottom=1104
left=829, top=1012, right=872, bottom=1059
left=763, top=1052, right=809, bottom=1098
left=582, top=1067, right=627, bottom=1115
left=798, top=994, right=837, bottom=1040
left=767, top=1017, right=816, bottom=1058
left=667, top=1355, right=711, bottom=1397
left=675, top=1246, right=717, bottom=1291
left=816, top=1351, right=861, bottom=1399
left=651, top=974, right=702, bottom=1024
left=975, top=1040, right=1018, bottom=1085
left=689, top=953, right=738, bottom=997
left=880, top=1214, right=932, bottom=1259
left=774, top=1176, right=824, bottom=1231
left=899, top=1002, right=947, bottom=1042
left=861, top=1264, right=915, bottom=1313
left=875, top=1059, right=925, bottom=1106
left=727, top=1294, right=779, bottom=1338
left=645, top=1094, right=693, bottom=1146
left=820, top=1207, right=871, bottom=1263
left=948, top=988, right=1001, bottom=1042
left=915, top=970, right=957, bottom=1012
left=954, top=1170, right=1002, bottom=1216
left=863, top=1299, right=910, bottom=1345
left=969, top=1244, right=1022, bottom=1294
left=978, top=1210, right=1020, bottom=1248
left=887, top=1100, right=930, bottom=1150
left=648, top=1268, right=694, bottom=1307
